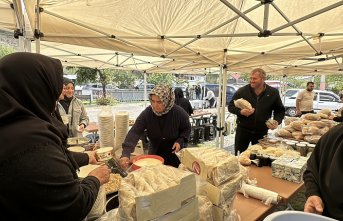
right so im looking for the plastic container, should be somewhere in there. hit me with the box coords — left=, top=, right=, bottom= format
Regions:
left=96, top=147, right=113, bottom=162
left=296, top=143, right=308, bottom=157
left=264, top=211, right=338, bottom=221
left=67, top=146, right=85, bottom=153
left=131, top=155, right=164, bottom=170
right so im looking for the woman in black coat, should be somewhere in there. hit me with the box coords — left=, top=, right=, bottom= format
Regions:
left=174, top=87, right=194, bottom=116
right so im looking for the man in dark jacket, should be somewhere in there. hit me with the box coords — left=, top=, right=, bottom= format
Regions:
left=228, top=68, right=285, bottom=155
left=303, top=123, right=343, bottom=220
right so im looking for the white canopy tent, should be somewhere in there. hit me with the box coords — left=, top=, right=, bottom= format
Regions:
left=1, top=0, right=343, bottom=148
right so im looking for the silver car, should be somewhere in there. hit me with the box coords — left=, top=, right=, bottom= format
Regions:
left=283, top=89, right=343, bottom=116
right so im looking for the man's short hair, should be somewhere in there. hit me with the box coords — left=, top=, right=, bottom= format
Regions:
left=307, top=82, right=314, bottom=86
left=251, top=68, right=266, bottom=79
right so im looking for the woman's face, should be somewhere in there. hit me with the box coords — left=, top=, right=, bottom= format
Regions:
left=150, top=95, right=165, bottom=113
left=64, top=83, right=74, bottom=98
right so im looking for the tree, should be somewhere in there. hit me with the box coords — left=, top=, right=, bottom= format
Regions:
left=112, top=70, right=136, bottom=89
left=147, top=73, right=174, bottom=86
left=0, top=44, right=15, bottom=58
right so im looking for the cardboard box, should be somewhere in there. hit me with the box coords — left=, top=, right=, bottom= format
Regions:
left=135, top=173, right=196, bottom=221
left=180, top=147, right=240, bottom=186
left=154, top=197, right=199, bottom=221
left=272, top=155, right=308, bottom=183
left=206, top=174, right=242, bottom=206
left=212, top=204, right=231, bottom=221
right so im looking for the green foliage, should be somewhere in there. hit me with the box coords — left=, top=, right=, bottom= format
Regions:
left=206, top=74, right=219, bottom=84
left=0, top=44, right=15, bottom=58
left=75, top=67, right=98, bottom=84
left=147, top=73, right=174, bottom=86
left=112, top=70, right=136, bottom=88
left=96, top=96, right=116, bottom=106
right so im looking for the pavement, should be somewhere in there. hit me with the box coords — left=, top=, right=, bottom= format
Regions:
left=84, top=102, right=236, bottom=154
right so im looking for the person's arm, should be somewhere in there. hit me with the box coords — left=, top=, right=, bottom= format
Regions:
left=303, top=137, right=324, bottom=214
left=296, top=92, right=302, bottom=115
left=272, top=91, right=286, bottom=125
left=78, top=101, right=89, bottom=128
left=121, top=110, right=147, bottom=158
left=71, top=151, right=89, bottom=167
left=228, top=90, right=243, bottom=116
left=12, top=144, right=101, bottom=221
left=187, top=100, right=194, bottom=115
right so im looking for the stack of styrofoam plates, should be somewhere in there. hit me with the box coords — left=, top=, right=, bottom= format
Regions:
left=98, top=108, right=114, bottom=148
left=114, top=111, right=129, bottom=152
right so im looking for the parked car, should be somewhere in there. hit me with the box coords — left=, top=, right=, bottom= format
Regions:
left=283, top=89, right=343, bottom=116
left=205, top=84, right=237, bottom=105
left=82, top=83, right=118, bottom=90
left=134, top=83, right=155, bottom=90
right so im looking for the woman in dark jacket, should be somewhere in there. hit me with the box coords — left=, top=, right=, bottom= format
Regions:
left=0, top=52, right=110, bottom=221
left=174, top=87, right=193, bottom=116
left=120, top=85, right=191, bottom=168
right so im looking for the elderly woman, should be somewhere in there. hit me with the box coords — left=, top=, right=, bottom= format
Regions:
left=120, top=85, right=191, bottom=168
left=0, top=52, right=110, bottom=221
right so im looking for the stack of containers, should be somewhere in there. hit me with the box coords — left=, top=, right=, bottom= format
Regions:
left=114, top=111, right=129, bottom=153
left=179, top=147, right=243, bottom=221
left=98, top=107, right=114, bottom=148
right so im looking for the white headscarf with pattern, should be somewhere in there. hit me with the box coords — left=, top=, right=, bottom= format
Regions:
left=149, top=85, right=175, bottom=116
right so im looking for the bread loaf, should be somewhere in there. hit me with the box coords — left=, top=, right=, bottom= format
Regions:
left=234, top=98, right=253, bottom=110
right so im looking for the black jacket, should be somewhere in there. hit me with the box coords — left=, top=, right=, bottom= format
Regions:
left=174, top=88, right=193, bottom=115
left=303, top=124, right=343, bottom=220
left=228, top=84, right=285, bottom=133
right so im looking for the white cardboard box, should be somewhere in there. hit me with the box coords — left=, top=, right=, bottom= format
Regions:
left=135, top=173, right=196, bottom=221
left=154, top=197, right=199, bottom=221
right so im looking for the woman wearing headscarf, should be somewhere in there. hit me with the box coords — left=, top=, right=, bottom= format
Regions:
left=0, top=52, right=110, bottom=221
left=59, top=77, right=89, bottom=137
left=174, top=87, right=193, bottom=116
left=119, top=85, right=191, bottom=168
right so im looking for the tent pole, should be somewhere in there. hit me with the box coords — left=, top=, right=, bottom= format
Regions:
left=215, top=67, right=223, bottom=147
left=220, top=50, right=228, bottom=149
left=35, top=0, right=41, bottom=53
left=144, top=71, right=148, bottom=107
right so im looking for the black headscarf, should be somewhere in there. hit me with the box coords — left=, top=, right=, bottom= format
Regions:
left=0, top=52, right=64, bottom=160
left=174, top=87, right=184, bottom=105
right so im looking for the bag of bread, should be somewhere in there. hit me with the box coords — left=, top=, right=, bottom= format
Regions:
left=303, top=113, right=321, bottom=121
left=307, top=121, right=326, bottom=128
left=283, top=125, right=296, bottom=133
left=318, top=109, right=331, bottom=116
left=266, top=119, right=278, bottom=128
left=290, top=121, right=303, bottom=131
left=275, top=129, right=292, bottom=138
left=292, top=131, right=304, bottom=140
left=320, top=127, right=330, bottom=135
left=234, top=98, right=252, bottom=110
left=304, top=135, right=321, bottom=144
left=284, top=117, right=299, bottom=126
left=318, top=113, right=329, bottom=119
left=302, top=126, right=321, bottom=135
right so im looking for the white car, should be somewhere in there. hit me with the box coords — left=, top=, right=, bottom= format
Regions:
left=283, top=89, right=343, bottom=116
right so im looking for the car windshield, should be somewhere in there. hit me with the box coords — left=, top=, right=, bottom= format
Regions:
left=285, top=90, right=298, bottom=97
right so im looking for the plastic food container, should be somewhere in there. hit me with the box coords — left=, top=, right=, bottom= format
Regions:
left=132, top=155, right=164, bottom=171
left=67, top=146, right=85, bottom=152
left=96, top=147, right=113, bottom=162
left=296, top=143, right=307, bottom=157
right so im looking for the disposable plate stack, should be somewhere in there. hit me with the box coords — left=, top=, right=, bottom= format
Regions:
left=114, top=111, right=129, bottom=152
left=98, top=108, right=114, bottom=148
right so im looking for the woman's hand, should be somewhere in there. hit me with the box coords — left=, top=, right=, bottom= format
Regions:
left=304, top=195, right=324, bottom=215
left=86, top=151, right=98, bottom=164
left=88, top=165, right=111, bottom=185
left=172, top=142, right=181, bottom=153
left=119, top=157, right=130, bottom=170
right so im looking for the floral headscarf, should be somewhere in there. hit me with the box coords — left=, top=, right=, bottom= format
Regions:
left=149, top=85, right=175, bottom=116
